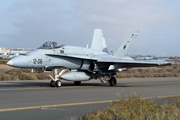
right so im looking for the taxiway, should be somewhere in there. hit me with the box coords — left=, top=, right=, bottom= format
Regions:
left=0, top=77, right=180, bottom=119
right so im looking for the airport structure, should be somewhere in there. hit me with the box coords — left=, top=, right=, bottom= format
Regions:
left=0, top=47, right=33, bottom=55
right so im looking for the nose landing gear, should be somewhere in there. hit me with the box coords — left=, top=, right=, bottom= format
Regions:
left=49, top=69, right=67, bottom=87
left=50, top=80, right=56, bottom=87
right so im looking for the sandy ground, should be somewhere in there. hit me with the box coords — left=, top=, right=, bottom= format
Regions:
left=0, top=64, right=20, bottom=73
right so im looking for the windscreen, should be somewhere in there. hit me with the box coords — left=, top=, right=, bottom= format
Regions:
left=38, top=41, right=64, bottom=49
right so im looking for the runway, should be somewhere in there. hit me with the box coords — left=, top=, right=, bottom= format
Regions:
left=0, top=77, right=180, bottom=119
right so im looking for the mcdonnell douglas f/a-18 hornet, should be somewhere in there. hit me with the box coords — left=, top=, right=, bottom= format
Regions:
left=7, top=29, right=172, bottom=87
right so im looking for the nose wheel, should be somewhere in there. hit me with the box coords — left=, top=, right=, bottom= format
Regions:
left=50, top=80, right=56, bottom=87
left=56, top=80, right=61, bottom=87
left=49, top=69, right=68, bottom=87
left=50, top=80, right=61, bottom=87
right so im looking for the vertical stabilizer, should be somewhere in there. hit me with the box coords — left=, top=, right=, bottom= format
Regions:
left=91, top=29, right=108, bottom=53
left=113, top=29, right=140, bottom=58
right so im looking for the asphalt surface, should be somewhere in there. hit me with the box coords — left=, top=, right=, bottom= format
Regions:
left=0, top=77, right=180, bottom=120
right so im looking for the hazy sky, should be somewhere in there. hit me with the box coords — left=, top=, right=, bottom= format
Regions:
left=0, top=0, right=180, bottom=56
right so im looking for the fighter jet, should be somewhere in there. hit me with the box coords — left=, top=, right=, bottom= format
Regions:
left=9, top=53, right=20, bottom=59
left=0, top=50, right=12, bottom=59
left=7, top=29, right=171, bottom=87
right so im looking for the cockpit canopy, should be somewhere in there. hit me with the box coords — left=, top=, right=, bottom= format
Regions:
left=38, top=41, right=64, bottom=49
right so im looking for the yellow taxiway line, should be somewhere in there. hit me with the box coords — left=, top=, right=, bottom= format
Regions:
left=0, top=95, right=179, bottom=112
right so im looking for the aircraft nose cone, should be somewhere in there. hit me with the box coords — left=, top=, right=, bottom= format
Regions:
left=7, top=60, right=13, bottom=66
left=7, top=55, right=29, bottom=68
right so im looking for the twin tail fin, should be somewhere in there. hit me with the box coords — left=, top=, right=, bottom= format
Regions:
left=113, top=29, right=140, bottom=58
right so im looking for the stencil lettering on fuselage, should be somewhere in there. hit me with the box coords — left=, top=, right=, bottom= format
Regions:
left=33, top=59, right=43, bottom=64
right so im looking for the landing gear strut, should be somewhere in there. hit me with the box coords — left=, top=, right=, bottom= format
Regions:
left=109, top=77, right=117, bottom=86
left=49, top=69, right=67, bottom=87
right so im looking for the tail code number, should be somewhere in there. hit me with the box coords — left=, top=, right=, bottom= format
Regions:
left=33, top=59, right=43, bottom=64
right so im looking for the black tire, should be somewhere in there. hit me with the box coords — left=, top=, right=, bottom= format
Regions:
left=56, top=80, right=61, bottom=87
left=50, top=80, right=56, bottom=87
left=109, top=77, right=117, bottom=86
left=74, top=81, right=81, bottom=85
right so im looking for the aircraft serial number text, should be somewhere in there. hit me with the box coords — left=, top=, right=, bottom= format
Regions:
left=33, top=59, right=43, bottom=64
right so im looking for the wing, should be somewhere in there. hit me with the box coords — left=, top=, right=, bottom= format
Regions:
left=97, top=58, right=172, bottom=68
left=46, top=53, right=99, bottom=60
left=46, top=53, right=172, bottom=69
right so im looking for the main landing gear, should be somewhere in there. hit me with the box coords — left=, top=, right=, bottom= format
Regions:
left=100, top=76, right=117, bottom=86
left=109, top=77, right=117, bottom=86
